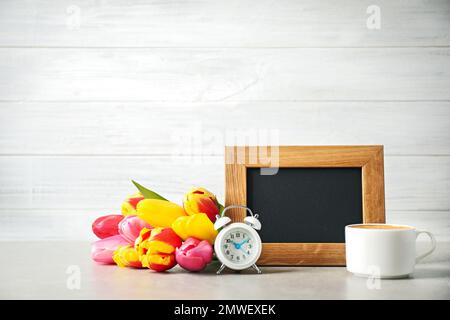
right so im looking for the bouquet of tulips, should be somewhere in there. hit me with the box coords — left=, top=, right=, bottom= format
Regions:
left=91, top=181, right=223, bottom=272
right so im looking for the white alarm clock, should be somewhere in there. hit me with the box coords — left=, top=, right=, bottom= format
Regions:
left=214, top=205, right=262, bottom=274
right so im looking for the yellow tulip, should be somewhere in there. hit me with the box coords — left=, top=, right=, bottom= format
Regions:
left=183, top=187, right=219, bottom=222
left=172, top=213, right=218, bottom=244
left=112, top=245, right=142, bottom=268
left=137, top=199, right=186, bottom=228
left=121, top=192, right=145, bottom=216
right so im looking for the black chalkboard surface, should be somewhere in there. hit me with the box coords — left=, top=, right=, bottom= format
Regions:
left=247, top=167, right=363, bottom=243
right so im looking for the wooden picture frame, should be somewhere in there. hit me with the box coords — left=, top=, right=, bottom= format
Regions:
left=225, top=145, right=385, bottom=266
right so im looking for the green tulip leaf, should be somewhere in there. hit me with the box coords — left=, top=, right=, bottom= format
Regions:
left=218, top=203, right=225, bottom=216
left=132, top=180, right=168, bottom=201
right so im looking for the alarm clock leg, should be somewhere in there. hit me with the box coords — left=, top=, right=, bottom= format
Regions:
left=216, top=264, right=226, bottom=275
left=252, top=264, right=262, bottom=274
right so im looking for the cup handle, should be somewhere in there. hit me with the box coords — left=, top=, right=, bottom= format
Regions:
left=415, top=230, right=436, bottom=263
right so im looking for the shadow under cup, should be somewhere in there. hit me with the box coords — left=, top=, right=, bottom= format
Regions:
left=345, top=224, right=436, bottom=279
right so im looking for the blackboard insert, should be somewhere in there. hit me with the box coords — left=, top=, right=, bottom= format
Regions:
left=247, top=167, right=363, bottom=243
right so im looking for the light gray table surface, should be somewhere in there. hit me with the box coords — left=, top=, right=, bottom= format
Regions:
left=0, top=241, right=448, bottom=300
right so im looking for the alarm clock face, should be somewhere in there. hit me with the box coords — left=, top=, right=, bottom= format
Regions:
left=216, top=223, right=262, bottom=270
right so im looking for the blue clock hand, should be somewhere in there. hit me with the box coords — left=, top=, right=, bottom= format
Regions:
left=239, top=246, right=249, bottom=253
left=233, top=238, right=250, bottom=249
left=238, top=238, right=250, bottom=245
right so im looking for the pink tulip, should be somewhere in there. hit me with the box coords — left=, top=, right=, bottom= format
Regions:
left=91, top=235, right=130, bottom=264
left=118, top=215, right=152, bottom=243
left=92, top=214, right=124, bottom=239
left=175, top=237, right=213, bottom=272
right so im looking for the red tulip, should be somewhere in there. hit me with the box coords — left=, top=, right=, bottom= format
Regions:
left=135, top=227, right=182, bottom=272
left=92, top=215, right=124, bottom=239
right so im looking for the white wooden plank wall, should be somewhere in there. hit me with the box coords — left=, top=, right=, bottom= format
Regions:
left=0, top=0, right=449, bottom=241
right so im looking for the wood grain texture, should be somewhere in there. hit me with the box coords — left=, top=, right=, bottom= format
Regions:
left=362, top=146, right=386, bottom=223
left=224, top=164, right=247, bottom=222
left=0, top=156, right=225, bottom=210
left=0, top=0, right=449, bottom=47
left=241, top=145, right=382, bottom=167
left=385, top=157, right=450, bottom=211
left=0, top=48, right=449, bottom=101
left=0, top=209, right=101, bottom=241
left=0, top=155, right=448, bottom=211
left=387, top=212, right=450, bottom=242
left=1, top=209, right=447, bottom=241
left=259, top=243, right=346, bottom=266
left=1, top=102, right=449, bottom=156
left=0, top=0, right=448, bottom=243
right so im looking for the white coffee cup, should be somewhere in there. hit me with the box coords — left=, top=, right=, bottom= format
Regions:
left=345, top=224, right=436, bottom=279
